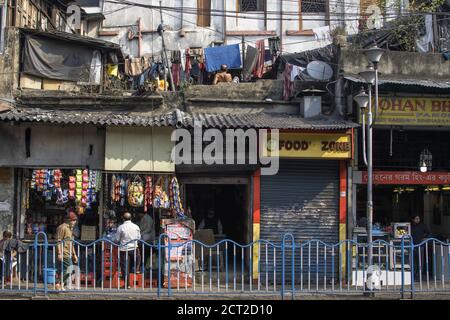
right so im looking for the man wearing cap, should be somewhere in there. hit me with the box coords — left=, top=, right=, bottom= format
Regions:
left=55, top=211, right=78, bottom=290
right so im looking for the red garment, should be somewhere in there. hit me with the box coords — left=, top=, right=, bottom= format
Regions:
left=283, top=63, right=294, bottom=101
left=171, top=63, right=181, bottom=87
left=185, top=48, right=192, bottom=79
left=253, top=39, right=265, bottom=78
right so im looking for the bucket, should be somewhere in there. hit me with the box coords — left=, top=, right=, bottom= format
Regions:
left=43, top=268, right=56, bottom=284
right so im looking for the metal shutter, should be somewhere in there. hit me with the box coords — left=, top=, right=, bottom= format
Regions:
left=260, top=159, right=339, bottom=282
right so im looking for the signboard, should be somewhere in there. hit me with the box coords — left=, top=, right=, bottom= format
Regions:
left=361, top=97, right=450, bottom=126
left=265, top=133, right=352, bottom=159
left=354, top=171, right=450, bottom=185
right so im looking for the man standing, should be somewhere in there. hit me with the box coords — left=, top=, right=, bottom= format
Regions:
left=411, top=215, right=429, bottom=279
left=56, top=211, right=78, bottom=291
left=137, top=212, right=154, bottom=272
left=212, top=64, right=232, bottom=85
left=198, top=209, right=223, bottom=235
left=115, top=212, right=141, bottom=288
left=137, top=212, right=155, bottom=244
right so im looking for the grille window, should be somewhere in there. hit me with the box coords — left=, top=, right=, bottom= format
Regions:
left=240, top=0, right=265, bottom=12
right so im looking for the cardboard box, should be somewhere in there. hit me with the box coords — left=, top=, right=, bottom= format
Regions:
left=81, top=225, right=97, bottom=241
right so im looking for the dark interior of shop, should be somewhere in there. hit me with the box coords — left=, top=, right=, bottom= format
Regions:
left=185, top=184, right=249, bottom=246
left=357, top=185, right=450, bottom=239
left=359, top=129, right=450, bottom=171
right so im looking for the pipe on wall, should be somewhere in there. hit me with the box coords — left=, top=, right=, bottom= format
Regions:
left=280, top=0, right=283, bottom=53
left=223, top=0, right=226, bottom=43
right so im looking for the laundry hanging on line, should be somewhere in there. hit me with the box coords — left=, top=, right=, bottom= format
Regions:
left=204, top=44, right=242, bottom=72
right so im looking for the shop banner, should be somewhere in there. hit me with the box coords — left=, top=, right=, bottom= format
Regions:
left=360, top=97, right=450, bottom=126
left=355, top=171, right=450, bottom=185
left=265, top=133, right=352, bottom=159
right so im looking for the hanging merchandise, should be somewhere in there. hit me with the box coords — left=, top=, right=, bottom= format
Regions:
left=55, top=188, right=69, bottom=206
left=69, top=175, right=76, bottom=200
left=53, top=169, right=62, bottom=189
left=153, top=176, right=169, bottom=209
left=120, top=176, right=128, bottom=207
left=144, top=176, right=153, bottom=213
left=128, top=175, right=144, bottom=207
left=111, top=174, right=117, bottom=204
left=169, top=177, right=184, bottom=218
left=31, top=170, right=36, bottom=189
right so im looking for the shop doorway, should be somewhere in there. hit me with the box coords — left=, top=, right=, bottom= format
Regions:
left=185, top=184, right=250, bottom=246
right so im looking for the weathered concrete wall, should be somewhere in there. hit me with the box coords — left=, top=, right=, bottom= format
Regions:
left=0, top=123, right=105, bottom=169
left=184, top=80, right=284, bottom=100
left=340, top=48, right=450, bottom=80
left=0, top=28, right=20, bottom=98
left=0, top=168, right=14, bottom=234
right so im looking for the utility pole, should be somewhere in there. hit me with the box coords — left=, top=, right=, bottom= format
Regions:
left=159, top=1, right=175, bottom=91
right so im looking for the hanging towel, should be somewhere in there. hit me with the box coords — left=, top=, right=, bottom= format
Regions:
left=185, top=48, right=192, bottom=78
left=171, top=63, right=181, bottom=87
left=180, top=49, right=186, bottom=71
left=253, top=39, right=265, bottom=78
left=204, top=44, right=241, bottom=72
left=242, top=45, right=258, bottom=79
left=283, top=63, right=294, bottom=101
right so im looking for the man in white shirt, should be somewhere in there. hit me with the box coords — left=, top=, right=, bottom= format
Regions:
left=115, top=212, right=141, bottom=286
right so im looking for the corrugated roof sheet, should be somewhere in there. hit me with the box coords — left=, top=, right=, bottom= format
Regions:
left=344, top=75, right=450, bottom=89
left=0, top=107, right=357, bottom=130
left=181, top=112, right=357, bottom=130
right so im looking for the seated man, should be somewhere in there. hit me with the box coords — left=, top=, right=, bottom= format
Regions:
left=198, top=209, right=223, bottom=235
left=213, top=64, right=232, bottom=85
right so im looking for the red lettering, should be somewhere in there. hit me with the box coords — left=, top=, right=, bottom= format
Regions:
left=403, top=99, right=414, bottom=111
left=442, top=101, right=450, bottom=113
left=391, top=99, right=402, bottom=111
left=415, top=99, right=426, bottom=112
left=431, top=100, right=441, bottom=112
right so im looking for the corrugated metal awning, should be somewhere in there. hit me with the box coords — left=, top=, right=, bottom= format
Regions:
left=344, top=74, right=450, bottom=89
left=0, top=107, right=357, bottom=130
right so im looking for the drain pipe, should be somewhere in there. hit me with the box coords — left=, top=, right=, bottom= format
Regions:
left=280, top=0, right=283, bottom=52
left=334, top=75, right=345, bottom=117
left=223, top=0, right=227, bottom=43
left=180, top=0, right=185, bottom=37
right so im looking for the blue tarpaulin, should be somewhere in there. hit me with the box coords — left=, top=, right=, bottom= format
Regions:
left=204, top=44, right=242, bottom=72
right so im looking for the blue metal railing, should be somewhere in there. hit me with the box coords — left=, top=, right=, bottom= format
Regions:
left=1, top=233, right=450, bottom=299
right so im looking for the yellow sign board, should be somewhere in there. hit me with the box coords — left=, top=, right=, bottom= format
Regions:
left=362, top=97, right=450, bottom=126
left=264, top=133, right=352, bottom=159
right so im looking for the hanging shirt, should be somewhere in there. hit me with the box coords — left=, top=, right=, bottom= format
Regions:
left=204, top=44, right=242, bottom=73
left=283, top=63, right=294, bottom=101
left=253, top=39, right=265, bottom=79
left=290, top=65, right=305, bottom=81
left=242, top=45, right=258, bottom=79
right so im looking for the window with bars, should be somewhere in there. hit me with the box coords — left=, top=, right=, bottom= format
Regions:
left=300, top=0, right=326, bottom=13
left=239, top=0, right=265, bottom=12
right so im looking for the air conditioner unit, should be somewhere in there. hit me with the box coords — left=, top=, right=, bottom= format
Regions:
left=300, top=95, right=322, bottom=118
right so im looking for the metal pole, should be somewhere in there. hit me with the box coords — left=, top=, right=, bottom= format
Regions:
left=367, top=81, right=373, bottom=270
left=159, top=1, right=175, bottom=91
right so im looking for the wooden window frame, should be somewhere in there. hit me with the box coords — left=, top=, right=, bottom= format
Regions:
left=286, top=0, right=330, bottom=35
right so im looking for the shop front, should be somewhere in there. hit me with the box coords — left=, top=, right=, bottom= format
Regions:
left=0, top=123, right=105, bottom=240
left=351, top=96, right=450, bottom=243
left=258, top=131, right=353, bottom=279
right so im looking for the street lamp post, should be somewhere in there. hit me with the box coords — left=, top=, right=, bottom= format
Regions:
left=354, top=45, right=384, bottom=286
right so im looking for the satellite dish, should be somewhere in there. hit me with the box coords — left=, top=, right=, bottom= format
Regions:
left=306, top=61, right=333, bottom=81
